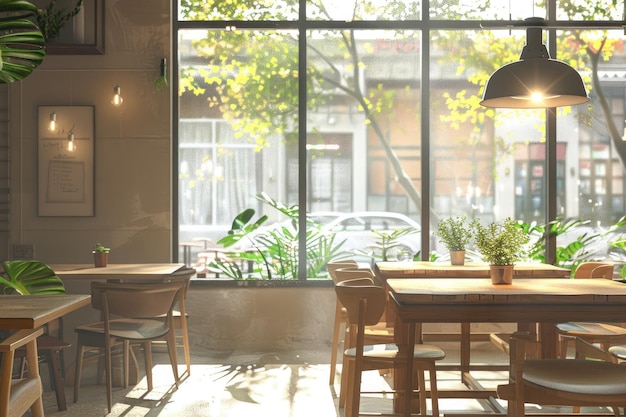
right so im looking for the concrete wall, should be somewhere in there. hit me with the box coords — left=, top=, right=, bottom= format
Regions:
left=8, top=0, right=172, bottom=265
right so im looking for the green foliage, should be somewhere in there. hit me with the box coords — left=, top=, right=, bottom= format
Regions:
left=0, top=260, right=65, bottom=295
left=436, top=216, right=472, bottom=251
left=472, top=218, right=530, bottom=265
left=522, top=215, right=626, bottom=274
left=94, top=243, right=110, bottom=253
left=367, top=227, right=418, bottom=261
left=0, top=0, right=46, bottom=84
left=210, top=193, right=348, bottom=280
left=35, top=0, right=82, bottom=41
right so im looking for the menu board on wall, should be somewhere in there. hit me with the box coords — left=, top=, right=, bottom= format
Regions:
left=38, top=106, right=95, bottom=216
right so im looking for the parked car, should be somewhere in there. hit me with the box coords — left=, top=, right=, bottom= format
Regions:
left=321, top=211, right=421, bottom=262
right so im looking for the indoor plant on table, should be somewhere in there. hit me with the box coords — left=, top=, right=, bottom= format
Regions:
left=472, top=218, right=530, bottom=284
left=435, top=216, right=472, bottom=265
left=93, top=243, right=110, bottom=268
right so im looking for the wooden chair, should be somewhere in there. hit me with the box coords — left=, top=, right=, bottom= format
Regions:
left=73, top=281, right=184, bottom=412
left=336, top=279, right=445, bottom=417
left=497, top=332, right=626, bottom=416
left=329, top=263, right=395, bottom=409
left=327, top=259, right=359, bottom=386
left=149, top=267, right=195, bottom=377
left=2, top=260, right=71, bottom=411
left=555, top=262, right=626, bottom=358
left=0, top=328, right=45, bottom=417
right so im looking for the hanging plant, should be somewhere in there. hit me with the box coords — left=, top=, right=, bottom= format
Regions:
left=36, top=0, right=82, bottom=41
left=0, top=0, right=46, bottom=84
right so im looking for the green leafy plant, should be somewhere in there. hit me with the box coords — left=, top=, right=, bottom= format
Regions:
left=94, top=242, right=110, bottom=253
left=0, top=260, right=65, bottom=295
left=472, top=218, right=530, bottom=266
left=209, top=193, right=347, bottom=280
left=35, top=0, right=82, bottom=41
left=0, top=0, right=46, bottom=84
left=367, top=227, right=418, bottom=261
left=435, top=216, right=472, bottom=252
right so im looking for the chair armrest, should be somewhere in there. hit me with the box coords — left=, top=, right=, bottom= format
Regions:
left=0, top=328, right=44, bottom=353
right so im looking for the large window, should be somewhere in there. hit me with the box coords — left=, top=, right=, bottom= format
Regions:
left=175, top=1, right=626, bottom=279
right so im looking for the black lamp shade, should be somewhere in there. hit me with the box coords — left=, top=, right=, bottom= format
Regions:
left=480, top=19, right=589, bottom=109
left=481, top=58, right=589, bottom=108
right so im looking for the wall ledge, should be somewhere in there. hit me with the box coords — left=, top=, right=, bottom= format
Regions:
left=189, top=277, right=333, bottom=288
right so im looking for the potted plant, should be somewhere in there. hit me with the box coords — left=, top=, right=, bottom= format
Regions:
left=93, top=243, right=110, bottom=268
left=472, top=218, right=530, bottom=284
left=435, top=216, right=472, bottom=265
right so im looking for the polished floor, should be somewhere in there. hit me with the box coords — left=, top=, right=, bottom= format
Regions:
left=36, top=340, right=608, bottom=417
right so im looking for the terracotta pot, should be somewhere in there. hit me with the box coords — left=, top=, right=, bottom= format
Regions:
left=93, top=252, right=108, bottom=268
left=450, top=250, right=466, bottom=266
left=489, top=264, right=513, bottom=285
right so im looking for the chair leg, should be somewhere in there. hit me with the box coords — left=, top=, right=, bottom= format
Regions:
left=417, top=368, right=427, bottom=416
left=73, top=343, right=85, bottom=403
left=104, top=338, right=113, bottom=413
left=330, top=302, right=342, bottom=385
left=339, top=352, right=349, bottom=408
left=165, top=330, right=180, bottom=387
left=144, top=341, right=153, bottom=391
left=429, top=363, right=440, bottom=417
left=44, top=350, right=67, bottom=411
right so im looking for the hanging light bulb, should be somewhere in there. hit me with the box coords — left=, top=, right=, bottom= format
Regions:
left=49, top=112, right=57, bottom=131
left=67, top=132, right=76, bottom=152
left=480, top=17, right=589, bottom=109
left=112, top=85, right=123, bottom=106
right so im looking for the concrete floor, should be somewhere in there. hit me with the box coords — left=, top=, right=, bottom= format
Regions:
left=34, top=340, right=611, bottom=417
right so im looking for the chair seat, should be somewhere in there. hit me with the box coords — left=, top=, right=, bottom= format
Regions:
left=76, top=318, right=170, bottom=341
left=524, top=359, right=626, bottom=395
left=345, top=343, right=446, bottom=360
left=556, top=322, right=626, bottom=337
left=608, top=344, right=626, bottom=359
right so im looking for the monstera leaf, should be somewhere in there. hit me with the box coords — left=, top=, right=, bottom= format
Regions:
left=0, top=260, right=65, bottom=295
left=0, top=0, right=45, bottom=84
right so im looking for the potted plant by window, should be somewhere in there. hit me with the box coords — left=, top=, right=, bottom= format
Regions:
left=472, top=218, right=530, bottom=284
left=435, top=216, right=472, bottom=265
left=93, top=243, right=110, bottom=268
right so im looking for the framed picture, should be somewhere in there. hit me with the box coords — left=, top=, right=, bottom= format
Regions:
left=38, top=106, right=95, bottom=216
left=34, top=0, right=104, bottom=55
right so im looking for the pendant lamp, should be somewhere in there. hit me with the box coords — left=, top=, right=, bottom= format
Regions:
left=480, top=17, right=589, bottom=109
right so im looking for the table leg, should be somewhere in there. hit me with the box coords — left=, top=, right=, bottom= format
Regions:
left=539, top=322, right=558, bottom=358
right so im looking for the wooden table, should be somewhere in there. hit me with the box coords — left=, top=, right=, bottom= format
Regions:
left=50, top=263, right=189, bottom=281
left=0, top=294, right=91, bottom=330
left=375, top=262, right=570, bottom=376
left=376, top=261, right=570, bottom=279
left=387, top=278, right=626, bottom=415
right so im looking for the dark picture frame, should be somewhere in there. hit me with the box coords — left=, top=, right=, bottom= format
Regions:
left=38, top=106, right=95, bottom=217
left=35, top=0, right=104, bottom=55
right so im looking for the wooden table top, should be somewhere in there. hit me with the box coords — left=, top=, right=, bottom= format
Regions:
left=50, top=263, right=188, bottom=280
left=0, top=294, right=90, bottom=329
left=388, top=277, right=626, bottom=303
left=376, top=261, right=570, bottom=278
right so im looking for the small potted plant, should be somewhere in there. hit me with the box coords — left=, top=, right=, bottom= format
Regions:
left=472, top=218, right=530, bottom=284
left=93, top=243, right=110, bottom=268
left=435, top=216, right=472, bottom=265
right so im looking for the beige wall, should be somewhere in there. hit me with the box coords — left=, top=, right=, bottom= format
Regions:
left=8, top=0, right=172, bottom=264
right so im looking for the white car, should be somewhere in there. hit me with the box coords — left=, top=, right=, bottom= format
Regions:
left=321, top=211, right=421, bottom=262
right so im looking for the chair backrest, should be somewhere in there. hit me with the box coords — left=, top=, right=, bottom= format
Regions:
left=0, top=328, right=44, bottom=417
left=590, top=264, right=614, bottom=280
left=327, top=260, right=359, bottom=282
left=90, top=281, right=184, bottom=319
left=574, top=262, right=613, bottom=279
left=335, top=280, right=387, bottom=327
left=334, top=267, right=386, bottom=287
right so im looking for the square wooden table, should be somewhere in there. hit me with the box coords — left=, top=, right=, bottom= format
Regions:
left=0, top=294, right=91, bottom=330
left=386, top=277, right=626, bottom=414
